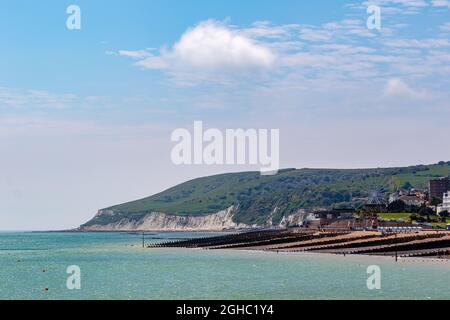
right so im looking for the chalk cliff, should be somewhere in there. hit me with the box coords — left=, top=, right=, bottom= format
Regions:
left=80, top=206, right=255, bottom=231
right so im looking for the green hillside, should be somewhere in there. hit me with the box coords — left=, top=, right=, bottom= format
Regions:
left=82, top=162, right=450, bottom=227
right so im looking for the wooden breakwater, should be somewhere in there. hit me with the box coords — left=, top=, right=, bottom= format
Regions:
left=150, top=228, right=450, bottom=259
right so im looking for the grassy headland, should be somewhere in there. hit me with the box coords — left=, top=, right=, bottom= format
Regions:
left=82, top=162, right=450, bottom=228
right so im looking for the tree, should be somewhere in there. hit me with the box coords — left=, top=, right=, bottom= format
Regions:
left=418, top=206, right=434, bottom=219
left=401, top=181, right=413, bottom=190
left=430, top=197, right=442, bottom=213
left=388, top=200, right=406, bottom=213
left=430, top=197, right=443, bottom=206
left=410, top=213, right=426, bottom=223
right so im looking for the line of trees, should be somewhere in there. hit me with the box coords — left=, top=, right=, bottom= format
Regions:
left=387, top=200, right=448, bottom=223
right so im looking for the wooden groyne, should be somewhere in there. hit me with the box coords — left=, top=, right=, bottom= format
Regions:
left=151, top=228, right=450, bottom=260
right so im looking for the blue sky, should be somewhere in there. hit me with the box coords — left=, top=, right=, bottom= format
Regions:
left=1, top=0, right=450, bottom=230
left=1, top=1, right=343, bottom=93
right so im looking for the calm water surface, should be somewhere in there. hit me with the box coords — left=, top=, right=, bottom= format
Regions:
left=0, top=232, right=449, bottom=300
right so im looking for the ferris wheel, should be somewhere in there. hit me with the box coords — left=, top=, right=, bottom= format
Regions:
left=367, top=186, right=387, bottom=205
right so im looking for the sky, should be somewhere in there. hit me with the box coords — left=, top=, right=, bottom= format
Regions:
left=0, top=0, right=449, bottom=230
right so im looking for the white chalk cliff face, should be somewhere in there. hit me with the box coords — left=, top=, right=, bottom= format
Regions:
left=80, top=206, right=256, bottom=231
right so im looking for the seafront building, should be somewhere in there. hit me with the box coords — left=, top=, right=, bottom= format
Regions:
left=397, top=195, right=426, bottom=207
left=437, top=191, right=450, bottom=215
left=429, top=177, right=450, bottom=200
left=388, top=189, right=427, bottom=206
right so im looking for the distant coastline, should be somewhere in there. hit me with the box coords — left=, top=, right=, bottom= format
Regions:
left=79, top=162, right=450, bottom=233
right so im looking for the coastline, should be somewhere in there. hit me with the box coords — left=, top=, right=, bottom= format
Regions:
left=2, top=231, right=450, bottom=299
left=222, top=248, right=450, bottom=264
left=151, top=242, right=450, bottom=263
left=150, top=229, right=450, bottom=262
left=14, top=229, right=450, bottom=263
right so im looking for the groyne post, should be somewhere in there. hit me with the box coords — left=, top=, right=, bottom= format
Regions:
left=395, top=233, right=398, bottom=262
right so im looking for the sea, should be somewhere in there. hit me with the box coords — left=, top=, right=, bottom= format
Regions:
left=0, top=231, right=449, bottom=300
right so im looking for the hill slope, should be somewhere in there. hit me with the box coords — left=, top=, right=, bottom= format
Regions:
left=81, top=162, right=450, bottom=230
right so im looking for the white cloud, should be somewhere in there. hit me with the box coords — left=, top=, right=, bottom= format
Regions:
left=440, top=22, right=450, bottom=32
left=0, top=87, right=114, bottom=110
left=118, top=49, right=154, bottom=59
left=432, top=0, right=450, bottom=8
left=350, top=0, right=429, bottom=15
left=114, top=12, right=450, bottom=93
left=116, top=18, right=388, bottom=85
left=128, top=20, right=275, bottom=74
left=383, top=78, right=430, bottom=100
left=0, top=87, right=78, bottom=109
left=384, top=38, right=450, bottom=48
left=350, top=0, right=449, bottom=15
left=299, top=28, right=333, bottom=41
left=240, top=21, right=299, bottom=40
left=361, top=0, right=429, bottom=14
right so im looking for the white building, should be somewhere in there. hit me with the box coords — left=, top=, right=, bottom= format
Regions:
left=398, top=195, right=425, bottom=207
left=437, top=191, right=450, bottom=215
left=389, top=191, right=400, bottom=204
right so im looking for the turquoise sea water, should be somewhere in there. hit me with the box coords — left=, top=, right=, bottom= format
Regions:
left=0, top=232, right=449, bottom=300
